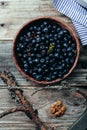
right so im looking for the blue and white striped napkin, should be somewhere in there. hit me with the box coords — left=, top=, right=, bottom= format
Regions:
left=52, top=0, right=87, bottom=45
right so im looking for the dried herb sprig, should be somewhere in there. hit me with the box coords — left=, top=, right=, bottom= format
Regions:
left=0, top=68, right=54, bottom=130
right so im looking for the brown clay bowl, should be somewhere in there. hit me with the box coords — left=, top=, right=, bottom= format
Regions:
left=12, top=16, right=80, bottom=85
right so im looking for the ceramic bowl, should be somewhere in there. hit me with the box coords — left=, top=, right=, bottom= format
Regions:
left=12, top=17, right=80, bottom=84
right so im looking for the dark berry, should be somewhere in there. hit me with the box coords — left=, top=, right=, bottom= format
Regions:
left=40, top=58, right=45, bottom=63
left=35, top=75, right=42, bottom=80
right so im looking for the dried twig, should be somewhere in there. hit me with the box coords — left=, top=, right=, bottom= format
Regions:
left=0, top=106, right=26, bottom=118
left=0, top=69, right=54, bottom=130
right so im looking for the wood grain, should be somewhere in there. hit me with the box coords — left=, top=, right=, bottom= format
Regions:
left=0, top=0, right=87, bottom=130
left=0, top=88, right=86, bottom=130
left=0, top=0, right=72, bottom=40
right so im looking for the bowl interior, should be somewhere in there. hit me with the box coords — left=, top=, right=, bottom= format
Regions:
left=13, top=17, right=80, bottom=84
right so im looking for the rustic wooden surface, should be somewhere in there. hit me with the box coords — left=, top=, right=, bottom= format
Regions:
left=0, top=0, right=87, bottom=130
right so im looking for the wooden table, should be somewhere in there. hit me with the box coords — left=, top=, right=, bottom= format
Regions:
left=0, top=0, right=87, bottom=130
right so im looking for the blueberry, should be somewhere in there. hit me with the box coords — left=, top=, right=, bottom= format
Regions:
left=40, top=58, right=45, bottom=63
left=34, top=47, right=37, bottom=51
left=24, top=63, right=28, bottom=68
left=29, top=69, right=33, bottom=75
left=37, top=31, right=41, bottom=35
left=50, top=67, right=54, bottom=71
left=50, top=58, right=55, bottom=63
left=33, top=26, right=37, bottom=31
left=48, top=24, right=52, bottom=29
left=56, top=48, right=60, bottom=54
left=59, top=55, right=63, bottom=60
left=56, top=42, right=60, bottom=47
left=45, top=77, right=51, bottom=81
left=42, top=27, right=48, bottom=33
left=51, top=75, right=56, bottom=80
left=32, top=39, right=36, bottom=44
left=54, top=53, right=59, bottom=58
left=37, top=27, right=41, bottom=31
left=33, top=67, right=38, bottom=72
left=57, top=66, right=63, bottom=70
left=57, top=34, right=62, bottom=39
left=65, top=58, right=69, bottom=63
left=20, top=36, right=24, bottom=41
left=53, top=71, right=57, bottom=76
left=62, top=48, right=66, bottom=53
left=53, top=25, right=56, bottom=29
left=16, top=47, right=20, bottom=52
left=36, top=37, right=41, bottom=43
left=58, top=30, right=64, bottom=36
left=63, top=37, right=68, bottom=42
left=67, top=47, right=72, bottom=51
left=32, top=72, right=37, bottom=77
left=63, top=69, right=68, bottom=74
left=31, top=53, right=35, bottom=58
left=71, top=43, right=76, bottom=49
left=29, top=60, right=33, bottom=65
left=18, top=43, right=24, bottom=50
left=41, top=36, right=45, bottom=41
left=49, top=33, right=53, bottom=38
left=62, top=63, right=65, bottom=68
left=24, top=68, right=28, bottom=74
left=41, top=49, right=46, bottom=55
left=43, top=21, right=48, bottom=26
left=58, top=72, right=63, bottom=78
left=35, top=43, right=39, bottom=48
left=68, top=52, right=73, bottom=57
left=36, top=53, right=41, bottom=58
left=34, top=58, right=39, bottom=63
left=29, top=27, right=33, bottom=31
left=45, top=35, right=50, bottom=39
left=45, top=56, right=49, bottom=61
left=63, top=52, right=67, bottom=57
left=28, top=57, right=32, bottom=62
left=40, top=45, right=45, bottom=50
left=56, top=27, right=61, bottom=32
left=18, top=53, right=22, bottom=57
left=42, top=64, right=47, bottom=68
left=35, top=75, right=42, bottom=80
left=49, top=53, right=53, bottom=58
left=44, top=69, right=48, bottom=73
left=52, top=42, right=56, bottom=46
left=23, top=53, right=27, bottom=59
left=38, top=68, right=42, bottom=73
left=63, top=42, right=68, bottom=48
left=27, top=32, right=31, bottom=37
left=50, top=38, right=54, bottom=42
left=63, top=29, right=69, bottom=34
left=70, top=58, right=74, bottom=64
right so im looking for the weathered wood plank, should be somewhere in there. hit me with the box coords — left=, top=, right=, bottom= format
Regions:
left=0, top=88, right=86, bottom=130
left=0, top=0, right=72, bottom=40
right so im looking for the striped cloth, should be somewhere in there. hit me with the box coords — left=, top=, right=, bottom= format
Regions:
left=52, top=0, right=87, bottom=45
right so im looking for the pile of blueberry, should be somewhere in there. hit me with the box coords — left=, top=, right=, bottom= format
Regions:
left=14, top=18, right=76, bottom=82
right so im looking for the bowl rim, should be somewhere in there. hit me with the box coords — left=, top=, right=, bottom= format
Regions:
left=12, top=16, right=80, bottom=85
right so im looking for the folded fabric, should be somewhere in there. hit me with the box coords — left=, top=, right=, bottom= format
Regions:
left=52, top=0, right=87, bottom=45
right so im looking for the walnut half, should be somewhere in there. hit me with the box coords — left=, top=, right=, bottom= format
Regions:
left=50, top=100, right=66, bottom=117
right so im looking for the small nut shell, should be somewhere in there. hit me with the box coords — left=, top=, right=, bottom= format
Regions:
left=50, top=100, right=66, bottom=117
